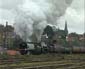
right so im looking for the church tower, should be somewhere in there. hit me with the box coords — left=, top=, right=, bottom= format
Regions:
left=64, top=21, right=68, bottom=36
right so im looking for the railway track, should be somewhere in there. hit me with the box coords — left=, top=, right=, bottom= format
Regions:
left=0, top=54, right=85, bottom=69
left=0, top=58, right=85, bottom=64
left=0, top=57, right=85, bottom=62
left=0, top=58, right=85, bottom=69
left=14, top=62, right=85, bottom=69
left=0, top=62, right=85, bottom=69
left=56, top=62, right=85, bottom=69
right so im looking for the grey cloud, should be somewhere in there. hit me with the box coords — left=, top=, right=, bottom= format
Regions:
left=71, top=0, right=84, bottom=10
left=0, top=0, right=24, bottom=10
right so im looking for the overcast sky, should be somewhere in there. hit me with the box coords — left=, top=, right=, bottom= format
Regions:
left=58, top=0, right=85, bottom=34
left=0, top=0, right=84, bottom=34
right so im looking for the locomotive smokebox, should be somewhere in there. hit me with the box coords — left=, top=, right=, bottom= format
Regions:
left=19, top=42, right=28, bottom=55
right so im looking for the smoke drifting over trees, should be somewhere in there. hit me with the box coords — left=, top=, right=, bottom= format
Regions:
left=0, top=0, right=73, bottom=42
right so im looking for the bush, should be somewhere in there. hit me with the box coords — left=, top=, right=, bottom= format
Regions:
left=0, top=53, right=9, bottom=59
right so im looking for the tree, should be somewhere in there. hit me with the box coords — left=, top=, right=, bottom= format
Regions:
left=43, top=25, right=54, bottom=39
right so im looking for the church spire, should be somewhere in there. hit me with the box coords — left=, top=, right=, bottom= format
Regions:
left=64, top=21, right=68, bottom=36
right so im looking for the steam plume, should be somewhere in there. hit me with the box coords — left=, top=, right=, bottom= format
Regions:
left=14, top=0, right=73, bottom=42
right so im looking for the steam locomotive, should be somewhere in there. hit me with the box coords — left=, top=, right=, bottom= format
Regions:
left=19, top=41, right=85, bottom=55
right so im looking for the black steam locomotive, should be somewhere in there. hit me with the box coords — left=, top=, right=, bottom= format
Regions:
left=19, top=41, right=49, bottom=55
left=19, top=41, right=85, bottom=55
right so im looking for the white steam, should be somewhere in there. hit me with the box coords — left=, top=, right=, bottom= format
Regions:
left=14, top=0, right=73, bottom=42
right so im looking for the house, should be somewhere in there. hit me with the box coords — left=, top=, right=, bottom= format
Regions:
left=78, top=34, right=85, bottom=41
left=0, top=22, right=15, bottom=49
left=0, top=24, right=4, bottom=46
left=53, top=21, right=68, bottom=41
left=66, top=33, right=79, bottom=42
